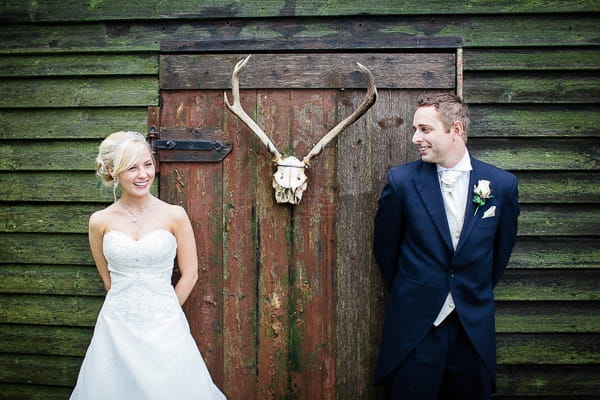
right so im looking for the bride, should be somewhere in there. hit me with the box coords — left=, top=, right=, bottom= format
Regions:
left=70, top=131, right=226, bottom=400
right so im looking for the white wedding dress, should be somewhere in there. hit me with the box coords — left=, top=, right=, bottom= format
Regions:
left=70, top=229, right=226, bottom=400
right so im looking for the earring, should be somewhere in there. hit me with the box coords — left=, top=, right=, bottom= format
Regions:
left=113, top=179, right=119, bottom=202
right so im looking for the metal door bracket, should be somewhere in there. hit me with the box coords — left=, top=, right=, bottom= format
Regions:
left=151, top=127, right=232, bottom=162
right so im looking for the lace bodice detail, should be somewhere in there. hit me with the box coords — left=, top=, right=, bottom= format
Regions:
left=103, top=229, right=177, bottom=285
left=101, top=229, right=180, bottom=328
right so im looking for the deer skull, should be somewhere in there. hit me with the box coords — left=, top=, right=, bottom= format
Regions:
left=225, top=55, right=377, bottom=205
left=272, top=156, right=308, bottom=204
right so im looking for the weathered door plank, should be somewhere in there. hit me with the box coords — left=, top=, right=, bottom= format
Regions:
left=221, top=89, right=259, bottom=399
left=159, top=90, right=226, bottom=386
left=287, top=89, right=337, bottom=400
left=252, top=89, right=294, bottom=399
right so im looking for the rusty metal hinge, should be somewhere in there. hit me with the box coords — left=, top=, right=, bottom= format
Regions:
left=152, top=127, right=232, bottom=162
left=153, top=139, right=225, bottom=152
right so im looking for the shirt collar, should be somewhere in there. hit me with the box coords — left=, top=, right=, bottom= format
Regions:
left=437, top=150, right=472, bottom=173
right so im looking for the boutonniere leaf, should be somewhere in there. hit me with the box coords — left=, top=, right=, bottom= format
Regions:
left=473, top=179, right=493, bottom=215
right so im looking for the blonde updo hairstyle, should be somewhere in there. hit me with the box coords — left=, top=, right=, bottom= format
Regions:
left=95, top=131, right=153, bottom=200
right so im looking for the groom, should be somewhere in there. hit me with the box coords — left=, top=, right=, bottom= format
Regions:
left=373, top=93, right=519, bottom=399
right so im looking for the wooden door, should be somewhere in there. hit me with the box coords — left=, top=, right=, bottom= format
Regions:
left=156, top=52, right=456, bottom=399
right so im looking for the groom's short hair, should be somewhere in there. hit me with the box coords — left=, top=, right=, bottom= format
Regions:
left=417, top=93, right=471, bottom=140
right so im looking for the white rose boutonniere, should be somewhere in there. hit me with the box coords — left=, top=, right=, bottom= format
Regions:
left=473, top=180, right=493, bottom=216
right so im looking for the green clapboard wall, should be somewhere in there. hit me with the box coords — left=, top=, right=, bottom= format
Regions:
left=0, top=1, right=599, bottom=399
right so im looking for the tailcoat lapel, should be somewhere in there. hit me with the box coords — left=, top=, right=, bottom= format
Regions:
left=455, top=160, right=482, bottom=254
left=413, top=162, right=454, bottom=251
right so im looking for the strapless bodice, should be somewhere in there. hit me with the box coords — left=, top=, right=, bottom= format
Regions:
left=71, top=228, right=227, bottom=400
left=103, top=229, right=177, bottom=289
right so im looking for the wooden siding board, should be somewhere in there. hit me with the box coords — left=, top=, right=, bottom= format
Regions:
left=0, top=295, right=102, bottom=327
left=0, top=204, right=97, bottom=233
left=0, top=77, right=158, bottom=108
left=0, top=324, right=92, bottom=357
left=0, top=264, right=104, bottom=296
left=496, top=365, right=600, bottom=396
left=1, top=15, right=598, bottom=54
left=0, top=108, right=149, bottom=140
left=0, top=140, right=98, bottom=170
left=0, top=54, right=157, bottom=77
left=497, top=333, right=600, bottom=365
left=469, top=104, right=600, bottom=138
left=495, top=269, right=600, bottom=301
left=469, top=138, right=600, bottom=171
left=160, top=53, right=455, bottom=90
left=0, top=383, right=72, bottom=400
left=0, top=233, right=93, bottom=265
left=509, top=237, right=600, bottom=270
left=518, top=205, right=600, bottom=236
left=464, top=48, right=600, bottom=71
left=161, top=36, right=462, bottom=53
left=0, top=172, right=113, bottom=202
left=464, top=72, right=600, bottom=104
left=0, top=353, right=80, bottom=386
left=496, top=301, right=599, bottom=333
left=516, top=172, right=600, bottom=204
left=0, top=0, right=600, bottom=22
left=2, top=1, right=599, bottom=22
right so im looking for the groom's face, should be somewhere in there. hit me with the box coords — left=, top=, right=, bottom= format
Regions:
left=412, top=105, right=458, bottom=167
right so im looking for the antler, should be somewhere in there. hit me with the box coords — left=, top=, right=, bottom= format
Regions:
left=302, top=62, right=377, bottom=166
left=224, top=55, right=282, bottom=162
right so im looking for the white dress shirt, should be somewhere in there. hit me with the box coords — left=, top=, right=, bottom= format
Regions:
left=433, top=150, right=472, bottom=326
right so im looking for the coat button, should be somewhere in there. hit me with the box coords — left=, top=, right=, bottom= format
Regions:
left=449, top=270, right=455, bottom=278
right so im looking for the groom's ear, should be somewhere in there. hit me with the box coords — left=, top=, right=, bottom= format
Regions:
left=451, top=121, right=464, bottom=139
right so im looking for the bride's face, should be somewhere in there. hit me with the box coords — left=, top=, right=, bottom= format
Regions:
left=117, top=148, right=155, bottom=198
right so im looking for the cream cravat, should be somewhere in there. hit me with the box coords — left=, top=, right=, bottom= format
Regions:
left=433, top=169, right=466, bottom=326
left=440, top=170, right=465, bottom=250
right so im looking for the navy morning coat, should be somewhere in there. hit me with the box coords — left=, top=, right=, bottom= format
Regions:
left=373, top=157, right=520, bottom=387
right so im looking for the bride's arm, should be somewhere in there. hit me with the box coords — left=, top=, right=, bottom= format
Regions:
left=171, top=206, right=199, bottom=305
left=89, top=212, right=111, bottom=291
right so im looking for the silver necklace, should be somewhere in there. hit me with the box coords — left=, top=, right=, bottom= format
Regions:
left=120, top=198, right=152, bottom=223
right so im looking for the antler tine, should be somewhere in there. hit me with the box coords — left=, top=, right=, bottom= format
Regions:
left=224, top=55, right=282, bottom=162
left=302, top=62, right=378, bottom=166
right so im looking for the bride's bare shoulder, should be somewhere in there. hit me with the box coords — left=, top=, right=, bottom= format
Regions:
left=153, top=199, right=189, bottom=221
left=88, top=204, right=120, bottom=235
